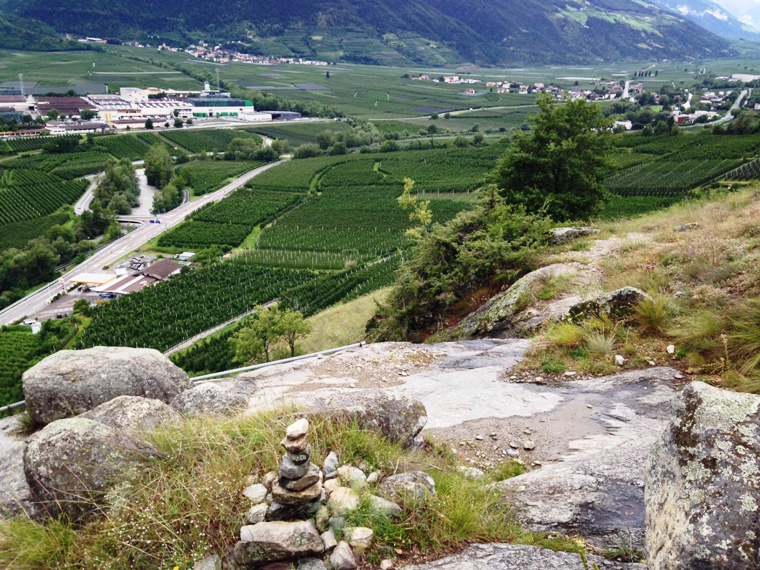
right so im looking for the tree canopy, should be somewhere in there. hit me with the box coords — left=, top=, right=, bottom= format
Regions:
left=230, top=306, right=311, bottom=363
left=488, top=93, right=612, bottom=221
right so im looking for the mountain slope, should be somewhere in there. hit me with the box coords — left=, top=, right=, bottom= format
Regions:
left=5, top=0, right=736, bottom=64
left=0, top=13, right=83, bottom=50
left=648, top=0, right=760, bottom=41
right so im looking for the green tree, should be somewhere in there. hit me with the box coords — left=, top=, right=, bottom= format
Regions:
left=144, top=118, right=154, bottom=130
left=80, top=109, right=97, bottom=120
left=488, top=92, right=612, bottom=221
left=93, top=159, right=139, bottom=212
left=46, top=109, right=59, bottom=120
left=144, top=143, right=173, bottom=189
left=279, top=309, right=312, bottom=357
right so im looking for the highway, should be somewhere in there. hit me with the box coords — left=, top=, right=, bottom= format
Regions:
left=0, top=160, right=285, bottom=326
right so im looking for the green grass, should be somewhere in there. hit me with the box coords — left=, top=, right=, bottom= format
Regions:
left=0, top=410, right=583, bottom=569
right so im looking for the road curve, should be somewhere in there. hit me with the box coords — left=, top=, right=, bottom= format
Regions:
left=0, top=160, right=286, bottom=326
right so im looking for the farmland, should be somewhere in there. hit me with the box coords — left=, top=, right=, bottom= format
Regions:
left=0, top=169, right=88, bottom=226
left=604, top=133, right=760, bottom=209
left=178, top=160, right=266, bottom=196
left=160, top=129, right=262, bottom=154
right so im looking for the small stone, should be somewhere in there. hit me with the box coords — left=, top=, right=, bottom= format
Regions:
left=666, top=344, right=676, bottom=355
left=193, top=554, right=221, bottom=570
left=458, top=466, right=485, bottom=480
left=262, top=471, right=277, bottom=490
left=286, top=418, right=309, bottom=440
left=247, top=503, right=268, bottom=524
left=271, top=479, right=323, bottom=505
left=315, top=504, right=330, bottom=532
left=367, top=494, right=403, bottom=518
left=337, top=465, right=367, bottom=490
left=507, top=449, right=519, bottom=457
left=534, top=376, right=544, bottom=383
left=523, top=428, right=532, bottom=435
left=323, top=451, right=339, bottom=476
left=327, top=487, right=360, bottom=515
left=344, top=526, right=373, bottom=555
left=297, top=559, right=327, bottom=570
left=674, top=372, right=685, bottom=380
left=281, top=455, right=310, bottom=480
left=380, top=560, right=394, bottom=570
left=267, top=499, right=322, bottom=522
left=563, top=371, right=577, bottom=377
left=614, top=354, right=625, bottom=366
left=586, top=404, right=593, bottom=409
left=321, top=528, right=338, bottom=550
left=330, top=541, right=357, bottom=570
left=489, top=432, right=498, bottom=439
left=474, top=434, right=484, bottom=441
left=648, top=360, right=657, bottom=366
left=324, top=478, right=342, bottom=495
left=281, top=433, right=309, bottom=454
left=367, top=471, right=379, bottom=484
left=243, top=483, right=268, bottom=504
left=281, top=463, right=321, bottom=491
left=349, top=382, right=357, bottom=389
left=288, top=447, right=311, bottom=465
left=328, top=516, right=346, bottom=532
left=509, top=441, right=519, bottom=449
left=523, top=440, right=536, bottom=451
left=532, top=460, right=543, bottom=466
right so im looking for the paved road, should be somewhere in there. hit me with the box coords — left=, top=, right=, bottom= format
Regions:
left=713, top=89, right=748, bottom=125
left=0, top=160, right=285, bottom=326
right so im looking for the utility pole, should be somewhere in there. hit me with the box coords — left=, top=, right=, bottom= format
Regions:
left=215, top=69, right=221, bottom=92
left=18, top=73, right=25, bottom=99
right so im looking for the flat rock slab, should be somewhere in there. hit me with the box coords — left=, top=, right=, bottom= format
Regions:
left=497, top=367, right=679, bottom=550
left=400, top=543, right=645, bottom=569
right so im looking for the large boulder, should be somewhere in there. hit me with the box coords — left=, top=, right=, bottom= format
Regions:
left=400, top=543, right=644, bottom=569
left=171, top=382, right=249, bottom=417
left=567, top=287, right=650, bottom=323
left=23, top=417, right=161, bottom=521
left=305, top=390, right=427, bottom=447
left=22, top=346, right=190, bottom=426
left=232, top=520, right=324, bottom=565
left=452, top=264, right=577, bottom=338
left=645, top=381, right=760, bottom=569
left=81, top=395, right=181, bottom=432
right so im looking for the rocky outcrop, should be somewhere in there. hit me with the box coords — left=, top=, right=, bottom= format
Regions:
left=452, top=264, right=577, bottom=338
left=645, top=382, right=760, bottom=569
left=171, top=382, right=249, bottom=417
left=22, top=347, right=190, bottom=425
left=23, top=417, right=161, bottom=521
left=400, top=543, right=645, bottom=569
left=497, top=367, right=679, bottom=550
left=567, top=287, right=650, bottom=323
left=81, top=395, right=181, bottom=432
left=305, top=391, right=427, bottom=447
left=550, top=227, right=601, bottom=245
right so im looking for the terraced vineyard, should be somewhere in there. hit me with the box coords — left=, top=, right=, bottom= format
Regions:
left=93, top=133, right=154, bottom=160
left=247, top=122, right=352, bottom=147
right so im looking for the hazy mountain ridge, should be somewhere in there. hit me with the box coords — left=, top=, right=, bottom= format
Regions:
left=647, top=0, right=760, bottom=41
left=3, top=0, right=737, bottom=64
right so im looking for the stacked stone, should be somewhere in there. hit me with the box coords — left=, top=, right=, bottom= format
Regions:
left=270, top=418, right=324, bottom=509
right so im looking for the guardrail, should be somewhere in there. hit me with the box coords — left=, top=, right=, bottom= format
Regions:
left=0, top=341, right=365, bottom=415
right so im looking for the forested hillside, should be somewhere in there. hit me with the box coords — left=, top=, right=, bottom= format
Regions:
left=4, top=0, right=735, bottom=64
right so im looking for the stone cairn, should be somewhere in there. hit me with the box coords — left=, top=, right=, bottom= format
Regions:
left=271, top=418, right=323, bottom=506
left=229, top=417, right=410, bottom=570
